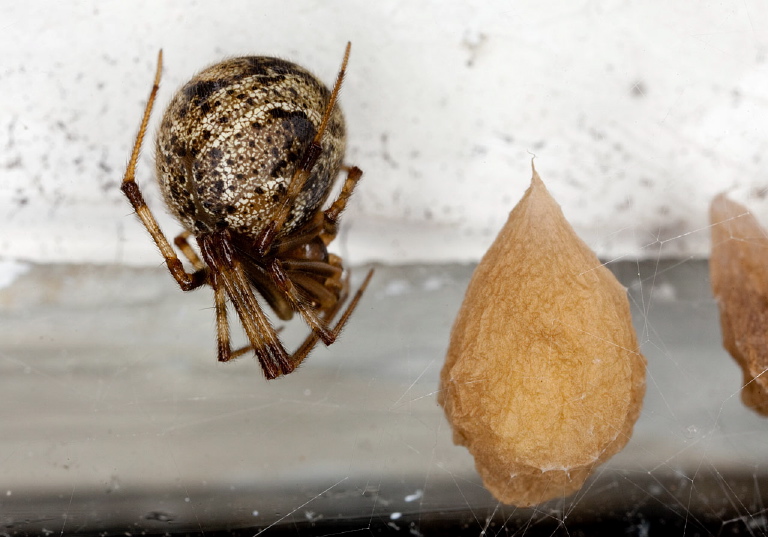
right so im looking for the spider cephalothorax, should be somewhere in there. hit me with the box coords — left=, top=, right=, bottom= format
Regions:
left=121, top=44, right=372, bottom=379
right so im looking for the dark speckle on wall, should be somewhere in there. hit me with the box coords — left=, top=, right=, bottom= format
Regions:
left=630, top=81, right=647, bottom=98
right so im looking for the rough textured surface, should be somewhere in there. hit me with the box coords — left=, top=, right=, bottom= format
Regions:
left=439, top=168, right=646, bottom=506
left=710, top=194, right=768, bottom=416
left=4, top=3, right=768, bottom=266
left=156, top=56, right=345, bottom=237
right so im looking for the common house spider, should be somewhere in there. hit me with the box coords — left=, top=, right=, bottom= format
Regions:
left=121, top=43, right=372, bottom=379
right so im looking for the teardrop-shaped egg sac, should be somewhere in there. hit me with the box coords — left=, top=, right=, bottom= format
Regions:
left=439, top=166, right=646, bottom=506
left=710, top=194, right=768, bottom=416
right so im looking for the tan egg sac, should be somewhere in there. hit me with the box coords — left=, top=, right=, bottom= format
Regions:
left=439, top=166, right=646, bottom=507
left=710, top=194, right=768, bottom=416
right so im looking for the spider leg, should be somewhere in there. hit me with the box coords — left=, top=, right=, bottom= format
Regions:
left=212, top=271, right=232, bottom=360
left=289, top=268, right=374, bottom=367
left=204, top=230, right=371, bottom=377
left=271, top=212, right=325, bottom=256
left=269, top=164, right=362, bottom=255
left=266, top=258, right=374, bottom=347
left=286, top=256, right=348, bottom=316
left=282, top=252, right=346, bottom=309
left=282, top=258, right=343, bottom=280
left=200, top=232, right=295, bottom=378
left=289, top=270, right=342, bottom=310
left=254, top=43, right=352, bottom=255
left=326, top=254, right=349, bottom=302
left=210, top=269, right=254, bottom=362
left=289, top=268, right=349, bottom=360
left=121, top=50, right=206, bottom=292
left=321, top=165, right=364, bottom=245
left=174, top=231, right=205, bottom=271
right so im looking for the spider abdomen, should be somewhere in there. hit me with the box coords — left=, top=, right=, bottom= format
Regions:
left=155, top=56, right=346, bottom=239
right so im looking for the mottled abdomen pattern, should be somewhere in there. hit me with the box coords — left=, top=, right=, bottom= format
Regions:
left=155, top=56, right=346, bottom=238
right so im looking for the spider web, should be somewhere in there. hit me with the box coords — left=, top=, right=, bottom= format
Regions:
left=1, top=218, right=768, bottom=536
left=3, top=1, right=768, bottom=534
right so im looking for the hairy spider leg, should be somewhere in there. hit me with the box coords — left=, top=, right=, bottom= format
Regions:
left=226, top=161, right=373, bottom=370
left=120, top=52, right=266, bottom=367
left=199, top=231, right=295, bottom=378
left=271, top=165, right=363, bottom=256
left=121, top=47, right=371, bottom=378
left=265, top=259, right=374, bottom=345
left=321, top=165, right=363, bottom=244
left=290, top=268, right=374, bottom=360
left=174, top=231, right=205, bottom=270
left=269, top=165, right=364, bottom=256
left=177, top=230, right=257, bottom=360
left=254, top=42, right=352, bottom=255
left=235, top=47, right=373, bottom=358
left=264, top=163, right=373, bottom=345
left=120, top=50, right=207, bottom=292
left=211, top=270, right=232, bottom=360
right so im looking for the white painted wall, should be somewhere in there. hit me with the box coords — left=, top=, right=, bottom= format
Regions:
left=3, top=1, right=768, bottom=267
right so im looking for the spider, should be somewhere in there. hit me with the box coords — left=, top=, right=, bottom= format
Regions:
left=120, top=43, right=373, bottom=379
